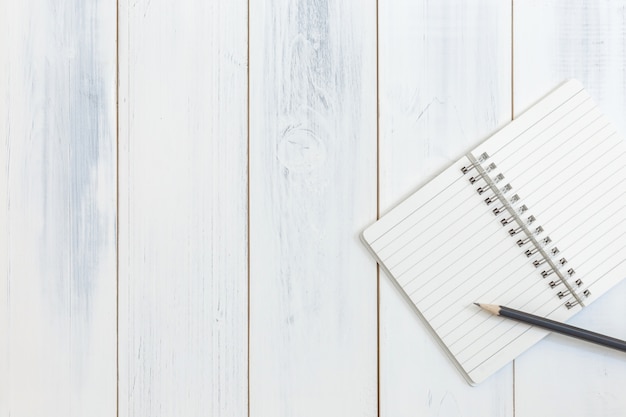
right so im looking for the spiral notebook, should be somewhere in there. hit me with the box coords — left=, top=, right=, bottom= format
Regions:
left=361, top=80, right=626, bottom=385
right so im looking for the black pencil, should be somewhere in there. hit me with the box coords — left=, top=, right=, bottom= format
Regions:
left=474, top=303, right=626, bottom=353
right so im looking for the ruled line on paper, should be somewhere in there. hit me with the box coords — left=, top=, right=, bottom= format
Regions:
left=442, top=152, right=623, bottom=374
left=368, top=166, right=468, bottom=247
left=521, top=146, right=624, bottom=218
left=482, top=115, right=611, bottom=196
left=506, top=126, right=615, bottom=197
left=463, top=253, right=623, bottom=376
left=483, top=88, right=586, bottom=158
left=490, top=87, right=585, bottom=152
left=420, top=242, right=521, bottom=316
left=452, top=288, right=562, bottom=365
left=583, top=257, right=626, bottom=290
left=574, top=230, right=626, bottom=276
left=551, top=200, right=626, bottom=278
left=361, top=81, right=626, bottom=382
left=371, top=182, right=469, bottom=257
left=541, top=169, right=625, bottom=244
left=373, top=90, right=602, bottom=267
left=393, top=207, right=498, bottom=284
left=439, top=269, right=554, bottom=348
left=490, top=94, right=594, bottom=164
left=425, top=245, right=537, bottom=324
left=407, top=227, right=514, bottom=302
left=380, top=187, right=482, bottom=264
left=448, top=202, right=626, bottom=371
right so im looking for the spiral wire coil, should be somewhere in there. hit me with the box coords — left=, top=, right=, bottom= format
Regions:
left=462, top=152, right=590, bottom=309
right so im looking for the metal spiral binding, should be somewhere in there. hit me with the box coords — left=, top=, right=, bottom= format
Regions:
left=462, top=152, right=591, bottom=309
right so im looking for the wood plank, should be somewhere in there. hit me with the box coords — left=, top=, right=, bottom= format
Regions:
left=117, top=1, right=248, bottom=415
left=0, top=0, right=117, bottom=415
left=378, top=1, right=514, bottom=414
left=248, top=1, right=377, bottom=416
left=513, top=1, right=626, bottom=415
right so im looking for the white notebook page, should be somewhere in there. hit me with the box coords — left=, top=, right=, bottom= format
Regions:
left=362, top=80, right=626, bottom=384
left=473, top=79, right=626, bottom=309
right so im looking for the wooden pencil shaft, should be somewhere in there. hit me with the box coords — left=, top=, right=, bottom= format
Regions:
left=499, top=305, right=626, bottom=353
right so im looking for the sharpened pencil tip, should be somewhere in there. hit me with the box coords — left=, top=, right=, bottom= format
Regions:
left=473, top=302, right=480, bottom=306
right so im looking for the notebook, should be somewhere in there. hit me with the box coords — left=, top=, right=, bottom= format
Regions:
left=361, top=80, right=626, bottom=385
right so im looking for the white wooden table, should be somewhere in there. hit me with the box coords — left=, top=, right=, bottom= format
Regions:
left=2, top=1, right=626, bottom=416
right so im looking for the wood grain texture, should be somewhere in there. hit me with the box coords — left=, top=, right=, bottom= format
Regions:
left=378, top=1, right=514, bottom=415
left=248, top=1, right=377, bottom=416
left=3, top=1, right=626, bottom=414
left=514, top=1, right=626, bottom=415
left=0, top=0, right=117, bottom=415
left=117, top=0, right=248, bottom=415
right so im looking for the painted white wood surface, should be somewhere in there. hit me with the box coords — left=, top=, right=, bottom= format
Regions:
left=514, top=1, right=626, bottom=415
left=248, top=1, right=377, bottom=416
left=0, top=0, right=117, bottom=416
left=378, top=1, right=514, bottom=416
left=117, top=0, right=248, bottom=416
left=3, top=0, right=626, bottom=415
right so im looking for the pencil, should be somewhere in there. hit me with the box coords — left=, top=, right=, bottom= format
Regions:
left=474, top=303, right=626, bottom=353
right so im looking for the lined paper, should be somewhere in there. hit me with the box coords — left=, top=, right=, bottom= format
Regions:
left=362, top=80, right=626, bottom=384
left=473, top=80, right=626, bottom=309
